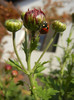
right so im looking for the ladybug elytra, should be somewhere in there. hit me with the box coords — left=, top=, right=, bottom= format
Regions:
left=40, top=21, right=49, bottom=34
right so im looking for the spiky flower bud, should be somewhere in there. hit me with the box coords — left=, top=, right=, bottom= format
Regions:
left=5, top=19, right=22, bottom=32
left=52, top=20, right=66, bottom=32
left=5, top=64, right=12, bottom=71
left=23, top=8, right=45, bottom=32
left=11, top=70, right=18, bottom=77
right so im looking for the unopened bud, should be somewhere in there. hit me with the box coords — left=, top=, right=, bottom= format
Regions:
left=5, top=19, right=22, bottom=32
left=5, top=64, right=12, bottom=71
left=21, top=12, right=25, bottom=20
left=11, top=70, right=18, bottom=77
left=23, top=8, right=45, bottom=32
left=52, top=20, right=66, bottom=32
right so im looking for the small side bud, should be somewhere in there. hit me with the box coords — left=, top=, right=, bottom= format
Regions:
left=21, top=12, right=25, bottom=20
left=52, top=20, right=66, bottom=32
left=5, top=19, right=22, bottom=32
left=11, top=70, right=18, bottom=77
left=5, top=64, right=12, bottom=71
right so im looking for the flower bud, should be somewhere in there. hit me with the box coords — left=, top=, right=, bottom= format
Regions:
left=21, top=12, right=25, bottom=20
left=5, top=19, right=22, bottom=32
left=11, top=70, right=18, bottom=77
left=5, top=64, right=12, bottom=71
left=23, top=8, right=45, bottom=32
left=52, top=20, right=66, bottom=32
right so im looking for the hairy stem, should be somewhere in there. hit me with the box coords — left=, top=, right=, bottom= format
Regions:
left=27, top=52, right=31, bottom=71
left=12, top=32, right=27, bottom=74
left=27, top=52, right=39, bottom=100
left=29, top=74, right=39, bottom=100
left=33, top=32, right=57, bottom=71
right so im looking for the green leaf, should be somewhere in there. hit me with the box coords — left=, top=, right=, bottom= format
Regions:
left=53, top=44, right=64, bottom=49
left=35, top=83, right=58, bottom=100
left=6, top=59, right=22, bottom=71
left=35, top=66, right=46, bottom=73
left=55, top=56, right=61, bottom=63
left=66, top=37, right=72, bottom=44
left=42, top=60, right=50, bottom=65
left=71, top=78, right=74, bottom=84
left=16, top=80, right=24, bottom=86
left=0, top=81, right=3, bottom=89
left=35, top=62, right=46, bottom=73
left=30, top=34, right=39, bottom=52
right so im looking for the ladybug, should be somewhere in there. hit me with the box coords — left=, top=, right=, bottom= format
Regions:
left=40, top=21, right=49, bottom=34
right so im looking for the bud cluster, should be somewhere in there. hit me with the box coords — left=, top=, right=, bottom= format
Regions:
left=5, top=9, right=66, bottom=34
left=5, top=64, right=18, bottom=77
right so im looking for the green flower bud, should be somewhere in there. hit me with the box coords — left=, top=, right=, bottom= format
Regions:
left=52, top=20, right=66, bottom=32
left=23, top=8, right=45, bottom=32
left=5, top=19, right=22, bottom=32
left=21, top=12, right=25, bottom=20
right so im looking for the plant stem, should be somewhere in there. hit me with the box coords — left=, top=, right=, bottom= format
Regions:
left=64, top=63, right=73, bottom=99
left=27, top=52, right=31, bottom=71
left=33, top=32, right=57, bottom=71
left=12, top=32, right=27, bottom=74
left=61, top=59, right=67, bottom=77
left=27, top=51, right=39, bottom=100
left=29, top=74, right=39, bottom=100
left=59, top=29, right=73, bottom=99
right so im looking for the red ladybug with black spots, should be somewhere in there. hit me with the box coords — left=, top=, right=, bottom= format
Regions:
left=40, top=21, right=49, bottom=34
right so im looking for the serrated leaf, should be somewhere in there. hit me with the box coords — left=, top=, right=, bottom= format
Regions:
left=36, top=84, right=58, bottom=100
left=30, top=34, right=39, bottom=52
left=47, top=88, right=59, bottom=96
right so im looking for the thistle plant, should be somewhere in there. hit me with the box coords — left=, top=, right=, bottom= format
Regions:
left=5, top=8, right=66, bottom=100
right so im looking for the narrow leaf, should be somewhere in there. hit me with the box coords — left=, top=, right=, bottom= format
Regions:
left=6, top=59, right=22, bottom=71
